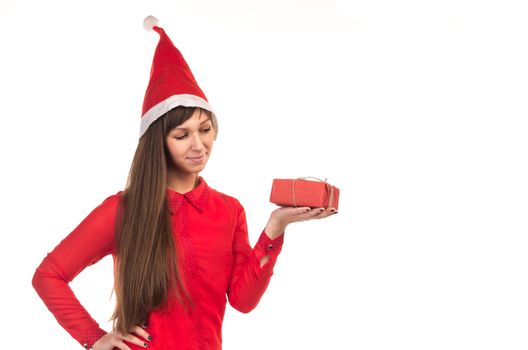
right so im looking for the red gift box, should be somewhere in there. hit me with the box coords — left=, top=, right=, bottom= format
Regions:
left=269, top=177, right=340, bottom=210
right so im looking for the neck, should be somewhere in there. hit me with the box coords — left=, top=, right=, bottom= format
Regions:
left=167, top=171, right=200, bottom=194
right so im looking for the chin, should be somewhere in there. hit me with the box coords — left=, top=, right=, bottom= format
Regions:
left=188, top=163, right=207, bottom=172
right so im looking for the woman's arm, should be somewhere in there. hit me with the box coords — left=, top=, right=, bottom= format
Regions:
left=32, top=192, right=121, bottom=349
left=226, top=198, right=285, bottom=314
left=259, top=216, right=289, bottom=267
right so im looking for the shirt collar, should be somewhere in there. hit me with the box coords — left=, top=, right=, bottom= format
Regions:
left=166, top=176, right=209, bottom=214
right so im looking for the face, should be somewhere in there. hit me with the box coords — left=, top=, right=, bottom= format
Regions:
left=165, top=109, right=215, bottom=176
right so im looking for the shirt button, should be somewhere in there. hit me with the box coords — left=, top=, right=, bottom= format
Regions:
left=83, top=344, right=89, bottom=349
left=267, top=244, right=273, bottom=250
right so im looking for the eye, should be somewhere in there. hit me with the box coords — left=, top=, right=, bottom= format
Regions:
left=174, top=128, right=211, bottom=140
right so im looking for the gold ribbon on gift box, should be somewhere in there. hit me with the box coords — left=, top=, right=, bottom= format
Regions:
left=291, top=176, right=335, bottom=209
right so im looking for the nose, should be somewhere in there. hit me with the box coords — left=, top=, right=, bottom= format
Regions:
left=190, top=132, right=205, bottom=150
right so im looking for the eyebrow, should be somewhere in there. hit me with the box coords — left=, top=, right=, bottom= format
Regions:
left=173, top=120, right=212, bottom=131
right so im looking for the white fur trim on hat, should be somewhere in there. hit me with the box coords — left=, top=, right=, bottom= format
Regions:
left=139, top=94, right=218, bottom=139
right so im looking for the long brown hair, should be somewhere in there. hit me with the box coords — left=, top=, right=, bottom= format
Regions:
left=109, top=106, right=215, bottom=335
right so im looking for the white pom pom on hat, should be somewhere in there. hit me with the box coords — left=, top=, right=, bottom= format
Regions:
left=139, top=15, right=218, bottom=140
left=143, top=15, right=159, bottom=31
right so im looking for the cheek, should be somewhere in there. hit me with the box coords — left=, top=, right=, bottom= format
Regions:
left=206, top=135, right=215, bottom=147
left=166, top=142, right=186, bottom=159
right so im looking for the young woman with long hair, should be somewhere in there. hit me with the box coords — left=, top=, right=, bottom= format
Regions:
left=32, top=16, right=337, bottom=350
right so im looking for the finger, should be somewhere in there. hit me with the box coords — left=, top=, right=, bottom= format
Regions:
left=112, top=338, right=133, bottom=350
left=281, top=207, right=312, bottom=220
left=122, top=333, right=150, bottom=348
left=292, top=207, right=314, bottom=218
left=311, top=207, right=327, bottom=216
left=310, top=207, right=335, bottom=219
left=327, top=207, right=338, bottom=216
left=132, top=325, right=152, bottom=342
left=293, top=207, right=324, bottom=221
left=297, top=207, right=312, bottom=214
left=285, top=206, right=310, bottom=213
left=321, top=211, right=336, bottom=219
left=323, top=207, right=339, bottom=217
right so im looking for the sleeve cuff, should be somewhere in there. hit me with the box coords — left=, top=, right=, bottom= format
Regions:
left=257, top=230, right=284, bottom=254
left=253, top=229, right=284, bottom=270
left=80, top=324, right=107, bottom=349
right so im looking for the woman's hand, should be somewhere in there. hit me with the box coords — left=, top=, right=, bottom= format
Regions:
left=265, top=206, right=338, bottom=239
left=92, top=325, right=152, bottom=350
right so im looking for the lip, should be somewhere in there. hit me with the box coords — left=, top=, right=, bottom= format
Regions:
left=187, top=155, right=205, bottom=162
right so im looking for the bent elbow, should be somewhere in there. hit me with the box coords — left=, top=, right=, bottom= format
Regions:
left=31, top=268, right=43, bottom=294
left=228, top=294, right=259, bottom=314
left=32, top=255, right=60, bottom=293
left=233, top=302, right=256, bottom=314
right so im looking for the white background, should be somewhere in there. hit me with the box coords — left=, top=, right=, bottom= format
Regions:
left=1, top=0, right=527, bottom=349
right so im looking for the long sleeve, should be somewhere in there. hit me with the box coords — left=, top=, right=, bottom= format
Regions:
left=226, top=199, right=284, bottom=313
left=31, top=192, right=121, bottom=349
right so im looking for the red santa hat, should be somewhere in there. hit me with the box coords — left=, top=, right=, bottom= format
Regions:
left=140, top=15, right=218, bottom=139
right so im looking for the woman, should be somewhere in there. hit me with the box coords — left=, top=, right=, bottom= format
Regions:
left=31, top=16, right=337, bottom=350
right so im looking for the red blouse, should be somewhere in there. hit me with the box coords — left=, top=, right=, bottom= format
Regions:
left=32, top=176, right=285, bottom=349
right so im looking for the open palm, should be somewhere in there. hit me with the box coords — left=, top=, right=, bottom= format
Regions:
left=271, top=205, right=338, bottom=226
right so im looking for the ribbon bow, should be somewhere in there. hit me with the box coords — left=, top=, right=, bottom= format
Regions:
left=291, top=176, right=335, bottom=209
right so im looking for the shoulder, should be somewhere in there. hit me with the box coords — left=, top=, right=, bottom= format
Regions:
left=102, top=190, right=124, bottom=206
left=207, top=186, right=244, bottom=213
left=93, top=190, right=124, bottom=216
